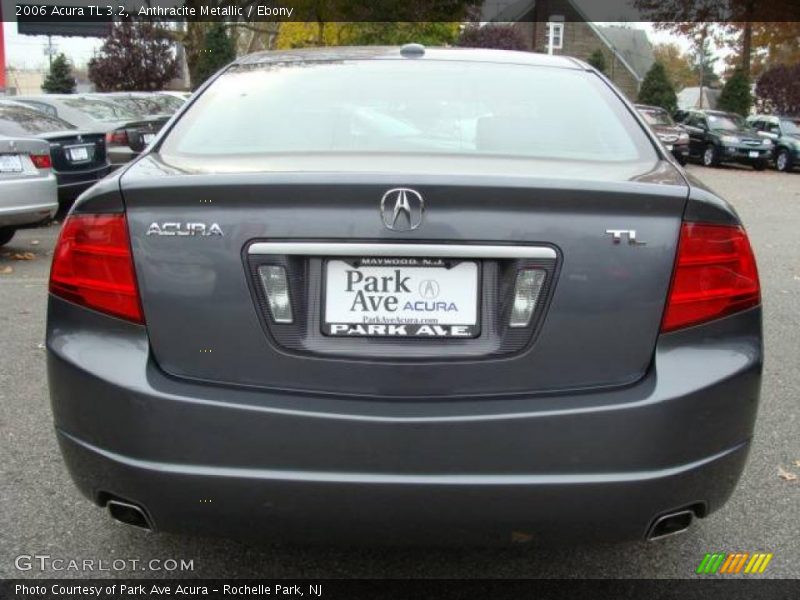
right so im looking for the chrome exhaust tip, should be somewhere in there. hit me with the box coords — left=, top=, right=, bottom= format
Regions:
left=647, top=509, right=694, bottom=541
left=107, top=499, right=153, bottom=530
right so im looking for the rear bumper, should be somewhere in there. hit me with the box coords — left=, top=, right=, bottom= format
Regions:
left=54, top=165, right=112, bottom=200
left=0, top=175, right=58, bottom=227
left=47, top=297, right=762, bottom=543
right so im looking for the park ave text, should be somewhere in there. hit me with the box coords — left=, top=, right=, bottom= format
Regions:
left=16, top=584, right=321, bottom=597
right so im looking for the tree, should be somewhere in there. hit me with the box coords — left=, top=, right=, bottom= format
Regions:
left=693, top=39, right=721, bottom=88
left=41, top=53, right=77, bottom=94
left=653, top=43, right=695, bottom=90
left=456, top=24, right=528, bottom=51
left=634, top=0, right=800, bottom=79
left=192, top=22, right=237, bottom=89
left=717, top=68, right=752, bottom=115
left=88, top=21, right=178, bottom=91
left=587, top=49, right=607, bottom=74
left=638, top=62, right=678, bottom=112
left=756, top=64, right=800, bottom=115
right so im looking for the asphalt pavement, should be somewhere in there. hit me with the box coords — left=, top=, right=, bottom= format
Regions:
left=0, top=164, right=798, bottom=579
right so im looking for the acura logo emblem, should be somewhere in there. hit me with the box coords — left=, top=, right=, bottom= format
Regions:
left=380, top=188, right=424, bottom=231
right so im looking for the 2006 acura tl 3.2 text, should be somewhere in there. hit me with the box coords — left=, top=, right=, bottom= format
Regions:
left=47, top=45, right=762, bottom=544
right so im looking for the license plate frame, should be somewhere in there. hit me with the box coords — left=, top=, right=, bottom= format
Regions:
left=322, top=258, right=481, bottom=338
left=0, top=154, right=23, bottom=173
left=67, top=145, right=91, bottom=162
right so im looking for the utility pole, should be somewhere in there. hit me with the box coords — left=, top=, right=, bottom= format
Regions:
left=44, top=35, right=57, bottom=69
left=695, top=26, right=708, bottom=109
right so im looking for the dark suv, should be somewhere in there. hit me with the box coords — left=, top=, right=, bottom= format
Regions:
left=678, top=109, right=772, bottom=170
left=746, top=114, right=800, bottom=172
left=635, top=104, right=689, bottom=164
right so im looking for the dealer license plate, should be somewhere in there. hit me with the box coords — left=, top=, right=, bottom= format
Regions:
left=0, top=154, right=23, bottom=172
left=324, top=258, right=479, bottom=338
left=68, top=146, right=90, bottom=162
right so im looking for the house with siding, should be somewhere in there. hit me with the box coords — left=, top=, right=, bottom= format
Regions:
left=485, top=0, right=655, bottom=100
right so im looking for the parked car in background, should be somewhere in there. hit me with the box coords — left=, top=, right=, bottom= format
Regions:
left=677, top=109, right=772, bottom=170
left=0, top=102, right=109, bottom=203
left=635, top=104, right=689, bottom=164
left=89, top=92, right=183, bottom=119
left=12, top=94, right=166, bottom=169
left=746, top=114, right=800, bottom=172
left=47, top=47, right=762, bottom=544
left=0, top=134, right=58, bottom=246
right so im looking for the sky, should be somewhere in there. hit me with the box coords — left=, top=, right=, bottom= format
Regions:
left=3, top=21, right=103, bottom=69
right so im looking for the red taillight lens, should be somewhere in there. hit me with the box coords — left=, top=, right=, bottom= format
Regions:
left=105, top=129, right=128, bottom=145
left=30, top=153, right=52, bottom=169
left=661, top=222, right=760, bottom=332
left=49, top=213, right=144, bottom=324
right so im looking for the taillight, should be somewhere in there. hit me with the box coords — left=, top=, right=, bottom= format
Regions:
left=30, top=153, right=52, bottom=169
left=661, top=222, right=760, bottom=332
left=105, top=129, right=128, bottom=146
left=49, top=213, right=144, bottom=324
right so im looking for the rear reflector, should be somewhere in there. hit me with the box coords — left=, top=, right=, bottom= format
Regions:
left=258, top=265, right=293, bottom=323
left=29, top=153, right=52, bottom=170
left=509, top=269, right=546, bottom=328
left=661, top=222, right=760, bottom=332
left=49, top=214, right=144, bottom=324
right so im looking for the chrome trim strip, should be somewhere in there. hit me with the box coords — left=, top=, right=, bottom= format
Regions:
left=248, top=242, right=557, bottom=260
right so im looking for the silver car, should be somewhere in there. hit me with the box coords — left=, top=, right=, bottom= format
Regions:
left=0, top=135, right=57, bottom=246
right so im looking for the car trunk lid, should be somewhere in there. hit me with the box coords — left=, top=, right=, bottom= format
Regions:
left=121, top=154, right=688, bottom=398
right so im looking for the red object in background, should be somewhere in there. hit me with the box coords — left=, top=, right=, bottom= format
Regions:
left=30, top=153, right=52, bottom=169
left=0, top=5, right=6, bottom=90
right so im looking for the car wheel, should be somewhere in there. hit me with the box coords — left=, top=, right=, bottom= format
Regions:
left=0, top=227, right=16, bottom=247
left=775, top=149, right=792, bottom=172
left=702, top=144, right=719, bottom=167
left=753, top=160, right=767, bottom=171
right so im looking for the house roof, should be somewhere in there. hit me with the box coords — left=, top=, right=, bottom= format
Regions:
left=483, top=0, right=535, bottom=22
left=677, top=87, right=721, bottom=110
left=594, top=26, right=655, bottom=81
left=484, top=1, right=654, bottom=82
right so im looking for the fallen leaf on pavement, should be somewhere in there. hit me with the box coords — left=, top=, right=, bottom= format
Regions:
left=778, top=466, right=797, bottom=482
left=0, top=266, right=12, bottom=274
left=10, top=252, right=36, bottom=260
left=31, top=240, right=40, bottom=245
left=793, top=460, right=800, bottom=468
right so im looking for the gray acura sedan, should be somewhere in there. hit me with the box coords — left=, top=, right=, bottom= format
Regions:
left=47, top=46, right=762, bottom=544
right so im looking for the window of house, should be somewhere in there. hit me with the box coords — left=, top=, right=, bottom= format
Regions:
left=546, top=21, right=564, bottom=50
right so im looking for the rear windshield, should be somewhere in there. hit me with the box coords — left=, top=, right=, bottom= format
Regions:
left=64, top=97, right=139, bottom=121
left=0, top=105, right=75, bottom=135
left=161, top=60, right=654, bottom=162
left=150, top=94, right=185, bottom=112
